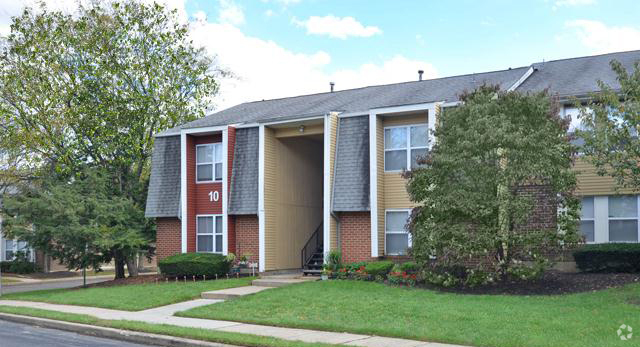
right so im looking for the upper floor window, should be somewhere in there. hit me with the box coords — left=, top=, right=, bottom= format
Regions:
left=196, top=143, right=222, bottom=182
left=384, top=124, right=428, bottom=171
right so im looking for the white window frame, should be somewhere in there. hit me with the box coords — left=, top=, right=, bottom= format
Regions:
left=384, top=209, right=412, bottom=255
left=196, top=143, right=223, bottom=183
left=607, top=195, right=640, bottom=243
left=2, top=239, right=33, bottom=262
left=196, top=214, right=223, bottom=254
left=383, top=124, right=429, bottom=172
left=579, top=196, right=595, bottom=244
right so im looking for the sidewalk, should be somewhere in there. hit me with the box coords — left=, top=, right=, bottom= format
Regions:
left=0, top=299, right=465, bottom=347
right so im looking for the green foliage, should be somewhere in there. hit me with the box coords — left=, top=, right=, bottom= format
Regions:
left=325, top=250, right=342, bottom=271
left=398, top=261, right=419, bottom=273
left=0, top=1, right=224, bottom=278
left=576, top=60, right=640, bottom=190
left=573, top=243, right=640, bottom=273
left=364, top=261, right=394, bottom=277
left=2, top=168, right=149, bottom=272
left=406, top=86, right=581, bottom=286
left=0, top=260, right=40, bottom=274
left=1, top=251, right=41, bottom=274
left=158, top=253, right=231, bottom=278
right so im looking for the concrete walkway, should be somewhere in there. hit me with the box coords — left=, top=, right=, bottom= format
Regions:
left=0, top=299, right=466, bottom=347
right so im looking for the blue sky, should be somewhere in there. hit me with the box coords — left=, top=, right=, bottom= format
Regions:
left=2, top=0, right=639, bottom=109
left=185, top=0, right=640, bottom=75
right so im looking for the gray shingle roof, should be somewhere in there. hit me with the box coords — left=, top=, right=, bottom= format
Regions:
left=332, top=116, right=370, bottom=212
left=157, top=66, right=529, bottom=136
left=228, top=127, right=259, bottom=215
left=516, top=50, right=640, bottom=97
left=145, top=136, right=181, bottom=218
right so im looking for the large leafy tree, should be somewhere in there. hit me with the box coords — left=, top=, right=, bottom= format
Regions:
left=3, top=168, right=148, bottom=274
left=0, top=1, right=224, bottom=278
left=406, top=86, right=581, bottom=286
left=577, top=60, right=640, bottom=190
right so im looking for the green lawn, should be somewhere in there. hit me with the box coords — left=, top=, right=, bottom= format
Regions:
left=178, top=280, right=640, bottom=347
left=0, top=305, right=336, bottom=347
left=1, top=278, right=21, bottom=285
left=1, top=277, right=253, bottom=311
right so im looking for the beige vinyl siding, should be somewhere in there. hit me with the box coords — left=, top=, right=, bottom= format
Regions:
left=274, top=123, right=324, bottom=138
left=378, top=113, right=428, bottom=255
left=377, top=116, right=385, bottom=256
left=328, top=113, right=339, bottom=251
left=574, top=157, right=636, bottom=196
left=263, top=127, right=277, bottom=270
left=264, top=129, right=324, bottom=270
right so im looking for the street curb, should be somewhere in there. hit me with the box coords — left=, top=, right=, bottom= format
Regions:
left=0, top=313, right=240, bottom=347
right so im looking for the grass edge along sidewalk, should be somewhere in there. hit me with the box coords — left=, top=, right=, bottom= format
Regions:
left=0, top=305, right=341, bottom=347
left=0, top=277, right=254, bottom=311
left=178, top=279, right=640, bottom=347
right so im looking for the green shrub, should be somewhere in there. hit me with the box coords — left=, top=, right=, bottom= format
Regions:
left=364, top=261, right=394, bottom=277
left=343, top=262, right=368, bottom=272
left=573, top=243, right=640, bottom=273
left=399, top=261, right=419, bottom=273
left=325, top=250, right=342, bottom=271
left=158, top=253, right=230, bottom=278
left=0, top=260, right=40, bottom=274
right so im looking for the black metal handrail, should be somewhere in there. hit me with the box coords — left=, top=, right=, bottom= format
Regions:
left=301, top=223, right=323, bottom=268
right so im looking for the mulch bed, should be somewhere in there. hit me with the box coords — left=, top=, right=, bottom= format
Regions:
left=84, top=273, right=248, bottom=288
left=84, top=274, right=165, bottom=288
left=420, top=271, right=640, bottom=295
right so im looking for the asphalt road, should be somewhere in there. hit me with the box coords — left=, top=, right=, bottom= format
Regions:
left=0, top=319, right=157, bottom=347
left=0, top=277, right=110, bottom=294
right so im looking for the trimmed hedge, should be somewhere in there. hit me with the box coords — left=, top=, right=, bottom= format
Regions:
left=158, top=253, right=230, bottom=278
left=365, top=261, right=395, bottom=277
left=573, top=243, right=640, bottom=273
left=0, top=260, right=40, bottom=274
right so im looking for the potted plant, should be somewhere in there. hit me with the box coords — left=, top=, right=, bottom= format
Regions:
left=321, top=266, right=330, bottom=281
left=238, top=253, right=251, bottom=268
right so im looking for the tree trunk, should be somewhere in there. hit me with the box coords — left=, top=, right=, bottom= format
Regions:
left=126, top=256, right=139, bottom=277
left=114, top=253, right=126, bottom=279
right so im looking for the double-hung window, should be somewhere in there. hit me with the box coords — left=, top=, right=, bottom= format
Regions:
left=384, top=125, right=429, bottom=171
left=608, top=195, right=638, bottom=242
left=579, top=197, right=594, bottom=242
left=3, top=239, right=29, bottom=261
left=385, top=210, right=411, bottom=255
left=196, top=143, right=222, bottom=182
left=196, top=215, right=223, bottom=253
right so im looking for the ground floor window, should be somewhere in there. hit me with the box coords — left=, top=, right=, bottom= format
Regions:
left=579, top=195, right=639, bottom=243
left=3, top=239, right=29, bottom=261
left=196, top=215, right=223, bottom=253
left=385, top=210, right=411, bottom=255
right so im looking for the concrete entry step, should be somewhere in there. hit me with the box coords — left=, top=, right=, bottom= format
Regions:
left=251, top=277, right=318, bottom=288
left=201, top=285, right=273, bottom=299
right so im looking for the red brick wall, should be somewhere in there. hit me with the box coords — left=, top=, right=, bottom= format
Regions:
left=235, top=215, right=259, bottom=265
left=515, top=184, right=557, bottom=231
left=156, top=218, right=182, bottom=260
left=339, top=212, right=375, bottom=263
left=187, top=134, right=223, bottom=253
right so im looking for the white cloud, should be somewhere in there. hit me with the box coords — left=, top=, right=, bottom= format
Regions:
left=566, top=20, right=640, bottom=54
left=552, top=0, right=596, bottom=11
left=293, top=15, right=382, bottom=39
left=0, top=0, right=438, bottom=111
left=217, top=0, right=244, bottom=26
left=264, top=9, right=275, bottom=17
